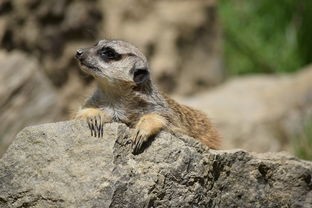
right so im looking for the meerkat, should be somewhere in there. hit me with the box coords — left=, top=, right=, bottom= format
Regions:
left=74, top=39, right=221, bottom=154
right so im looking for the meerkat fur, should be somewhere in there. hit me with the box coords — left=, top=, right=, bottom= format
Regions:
left=75, top=39, right=221, bottom=154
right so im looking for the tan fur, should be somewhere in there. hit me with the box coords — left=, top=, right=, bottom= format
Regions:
left=75, top=108, right=106, bottom=120
left=164, top=96, right=221, bottom=149
left=74, top=39, right=221, bottom=153
left=135, top=113, right=167, bottom=136
left=131, top=113, right=168, bottom=153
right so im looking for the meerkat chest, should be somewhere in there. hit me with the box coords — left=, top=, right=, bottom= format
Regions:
left=102, top=106, right=127, bottom=122
left=101, top=104, right=142, bottom=126
left=95, top=92, right=152, bottom=125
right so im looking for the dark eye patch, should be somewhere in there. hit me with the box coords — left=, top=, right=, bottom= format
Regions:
left=98, top=46, right=122, bottom=62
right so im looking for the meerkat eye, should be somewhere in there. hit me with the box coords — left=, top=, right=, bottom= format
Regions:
left=98, top=47, right=122, bottom=61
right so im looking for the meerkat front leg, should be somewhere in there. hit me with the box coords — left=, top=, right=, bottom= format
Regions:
left=132, top=113, right=167, bottom=154
left=75, top=108, right=111, bottom=138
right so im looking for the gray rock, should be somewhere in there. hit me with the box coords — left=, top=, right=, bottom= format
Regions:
left=178, top=65, right=312, bottom=153
left=0, top=121, right=311, bottom=207
left=0, top=51, right=60, bottom=157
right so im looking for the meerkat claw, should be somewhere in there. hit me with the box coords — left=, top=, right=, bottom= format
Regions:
left=95, top=115, right=104, bottom=138
left=75, top=108, right=109, bottom=138
left=94, top=116, right=99, bottom=137
left=86, top=116, right=104, bottom=138
left=96, top=115, right=101, bottom=138
left=93, top=115, right=103, bottom=138
left=132, top=129, right=148, bottom=154
left=87, top=117, right=95, bottom=137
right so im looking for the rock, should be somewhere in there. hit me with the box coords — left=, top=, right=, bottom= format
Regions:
left=0, top=51, right=60, bottom=157
left=0, top=121, right=311, bottom=207
left=178, top=65, right=312, bottom=153
left=1, top=0, right=102, bottom=86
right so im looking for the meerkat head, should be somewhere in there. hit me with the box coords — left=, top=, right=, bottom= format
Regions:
left=75, top=39, right=150, bottom=87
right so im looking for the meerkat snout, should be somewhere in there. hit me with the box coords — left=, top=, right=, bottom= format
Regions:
left=75, top=48, right=84, bottom=59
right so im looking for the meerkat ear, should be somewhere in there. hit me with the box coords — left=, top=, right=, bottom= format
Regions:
left=133, top=68, right=149, bottom=85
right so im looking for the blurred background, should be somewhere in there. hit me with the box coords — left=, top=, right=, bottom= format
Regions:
left=0, top=0, right=311, bottom=160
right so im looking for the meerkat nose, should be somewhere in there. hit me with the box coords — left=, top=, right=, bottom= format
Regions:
left=75, top=49, right=84, bottom=59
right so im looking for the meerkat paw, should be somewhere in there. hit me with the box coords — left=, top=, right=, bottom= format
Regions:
left=132, top=128, right=150, bottom=154
left=86, top=115, right=105, bottom=138
left=131, top=113, right=167, bottom=154
left=75, top=108, right=109, bottom=138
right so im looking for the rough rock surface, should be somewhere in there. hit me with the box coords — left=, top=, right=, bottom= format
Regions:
left=0, top=50, right=60, bottom=156
left=178, top=65, right=312, bottom=153
left=0, top=121, right=311, bottom=207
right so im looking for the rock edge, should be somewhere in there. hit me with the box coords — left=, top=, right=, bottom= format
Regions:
left=0, top=121, right=311, bottom=208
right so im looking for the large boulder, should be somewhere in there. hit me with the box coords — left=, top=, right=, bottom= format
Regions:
left=0, top=121, right=311, bottom=207
left=178, top=65, right=312, bottom=153
left=0, top=51, right=60, bottom=156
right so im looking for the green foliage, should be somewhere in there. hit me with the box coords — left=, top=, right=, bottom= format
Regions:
left=293, top=119, right=312, bottom=161
left=219, top=0, right=312, bottom=75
